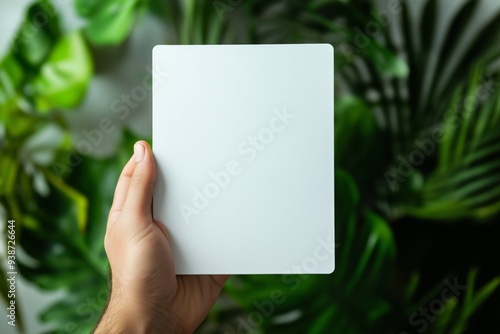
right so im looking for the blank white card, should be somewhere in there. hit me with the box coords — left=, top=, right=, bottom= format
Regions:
left=153, top=44, right=334, bottom=274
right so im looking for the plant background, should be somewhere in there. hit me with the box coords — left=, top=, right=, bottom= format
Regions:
left=1, top=0, right=500, bottom=333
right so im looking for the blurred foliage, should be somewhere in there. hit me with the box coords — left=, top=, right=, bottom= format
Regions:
left=76, top=0, right=148, bottom=45
left=1, top=0, right=500, bottom=333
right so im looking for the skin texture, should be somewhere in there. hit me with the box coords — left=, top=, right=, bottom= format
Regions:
left=94, top=141, right=230, bottom=334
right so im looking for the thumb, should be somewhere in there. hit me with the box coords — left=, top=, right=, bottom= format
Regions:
left=123, top=141, right=156, bottom=219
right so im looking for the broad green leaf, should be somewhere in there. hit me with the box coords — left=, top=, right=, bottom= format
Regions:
left=23, top=269, right=94, bottom=291
left=74, top=0, right=105, bottom=17
left=40, top=300, right=80, bottom=323
left=1, top=112, right=39, bottom=141
left=335, top=95, right=379, bottom=162
left=32, top=31, right=93, bottom=112
left=12, top=0, right=61, bottom=67
left=40, top=297, right=106, bottom=334
left=15, top=25, right=53, bottom=67
left=0, top=54, right=23, bottom=93
left=83, top=0, right=142, bottom=45
left=335, top=95, right=382, bottom=186
left=335, top=169, right=359, bottom=223
left=0, top=54, right=24, bottom=118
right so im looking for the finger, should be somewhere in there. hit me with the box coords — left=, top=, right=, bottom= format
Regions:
left=107, top=154, right=136, bottom=227
left=211, top=275, right=231, bottom=289
left=122, top=141, right=156, bottom=220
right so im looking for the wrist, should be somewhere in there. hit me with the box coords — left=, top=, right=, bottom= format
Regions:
left=94, top=292, right=182, bottom=334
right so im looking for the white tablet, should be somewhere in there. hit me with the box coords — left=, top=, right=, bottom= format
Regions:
left=153, top=44, right=334, bottom=274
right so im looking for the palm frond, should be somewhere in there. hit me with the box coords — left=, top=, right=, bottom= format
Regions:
left=407, top=69, right=500, bottom=220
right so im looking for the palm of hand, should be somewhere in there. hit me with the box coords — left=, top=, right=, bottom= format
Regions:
left=104, top=142, right=229, bottom=333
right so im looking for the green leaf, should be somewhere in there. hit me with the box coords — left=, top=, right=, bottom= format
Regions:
left=24, top=269, right=94, bottom=291
left=408, top=70, right=500, bottom=221
left=310, top=305, right=335, bottom=334
left=45, top=170, right=88, bottom=233
left=12, top=0, right=61, bottom=67
left=0, top=54, right=24, bottom=117
left=83, top=0, right=142, bottom=45
left=464, top=275, right=500, bottom=319
left=40, top=298, right=105, bottom=334
left=364, top=41, right=409, bottom=78
left=346, top=210, right=396, bottom=295
left=0, top=155, right=18, bottom=196
left=335, top=95, right=382, bottom=186
left=406, top=200, right=472, bottom=221
left=0, top=54, right=23, bottom=93
left=74, top=0, right=105, bottom=17
left=434, top=297, right=458, bottom=332
left=32, top=31, right=93, bottom=112
left=434, top=269, right=500, bottom=334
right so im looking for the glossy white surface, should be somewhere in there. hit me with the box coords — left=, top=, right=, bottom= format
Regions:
left=153, top=44, right=334, bottom=274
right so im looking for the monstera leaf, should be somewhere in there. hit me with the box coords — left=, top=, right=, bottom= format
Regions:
left=0, top=54, right=24, bottom=117
left=32, top=31, right=93, bottom=112
left=76, top=0, right=146, bottom=45
left=12, top=0, right=61, bottom=67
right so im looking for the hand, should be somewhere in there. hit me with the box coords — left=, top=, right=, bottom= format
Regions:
left=94, top=141, right=230, bottom=334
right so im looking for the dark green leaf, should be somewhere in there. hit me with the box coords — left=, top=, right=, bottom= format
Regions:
left=335, top=95, right=382, bottom=186
left=32, top=31, right=93, bottom=112
left=12, top=0, right=61, bottom=67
